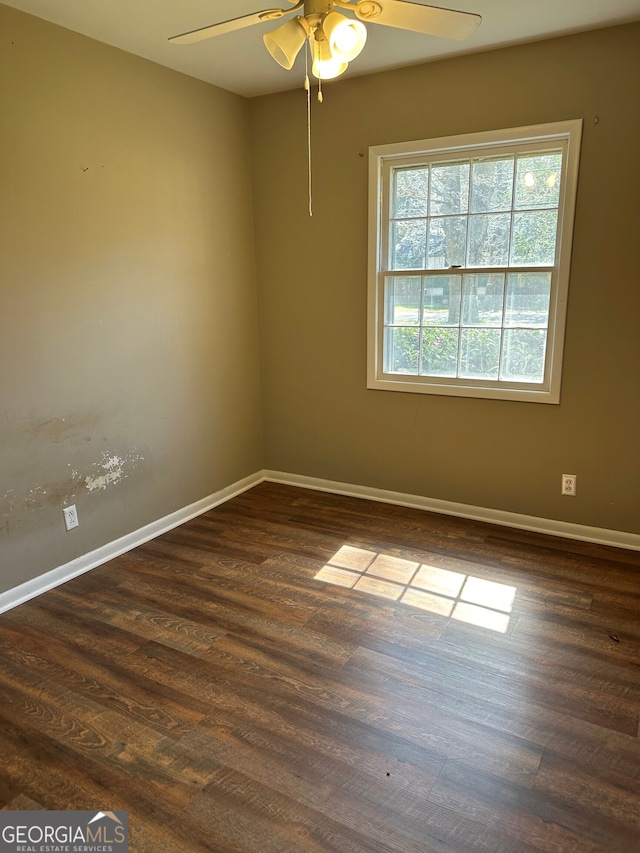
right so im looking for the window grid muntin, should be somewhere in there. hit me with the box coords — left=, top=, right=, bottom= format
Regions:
left=370, top=123, right=581, bottom=403
left=388, top=150, right=562, bottom=274
left=382, top=267, right=554, bottom=386
left=383, top=144, right=563, bottom=387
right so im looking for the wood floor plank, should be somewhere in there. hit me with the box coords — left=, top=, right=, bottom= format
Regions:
left=188, top=772, right=446, bottom=853
left=89, top=569, right=353, bottom=673
left=427, top=759, right=620, bottom=853
left=0, top=482, right=638, bottom=852
left=179, top=722, right=444, bottom=853
left=2, top=794, right=45, bottom=810
left=0, top=712, right=215, bottom=852
left=0, top=629, right=204, bottom=739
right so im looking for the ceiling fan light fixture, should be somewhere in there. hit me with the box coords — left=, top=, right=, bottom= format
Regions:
left=311, top=35, right=349, bottom=80
left=322, top=11, right=367, bottom=62
left=263, top=15, right=310, bottom=70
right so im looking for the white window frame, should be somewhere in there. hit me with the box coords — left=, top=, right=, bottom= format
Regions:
left=367, top=120, right=582, bottom=403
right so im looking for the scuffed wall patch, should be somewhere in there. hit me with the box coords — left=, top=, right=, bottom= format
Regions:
left=85, top=451, right=143, bottom=493
left=1, top=490, right=16, bottom=533
left=24, top=486, right=48, bottom=509
left=30, top=412, right=101, bottom=443
left=5, top=471, right=87, bottom=512
left=2, top=450, right=145, bottom=525
left=2, top=490, right=16, bottom=513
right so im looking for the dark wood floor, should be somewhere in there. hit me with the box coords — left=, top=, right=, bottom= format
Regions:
left=1, top=482, right=639, bottom=852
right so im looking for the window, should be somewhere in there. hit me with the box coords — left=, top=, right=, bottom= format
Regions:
left=367, top=121, right=582, bottom=403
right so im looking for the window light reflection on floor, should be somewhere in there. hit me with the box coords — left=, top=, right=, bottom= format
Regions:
left=315, top=545, right=517, bottom=634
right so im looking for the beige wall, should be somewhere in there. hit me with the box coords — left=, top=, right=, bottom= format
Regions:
left=0, top=5, right=263, bottom=591
left=250, top=23, right=640, bottom=535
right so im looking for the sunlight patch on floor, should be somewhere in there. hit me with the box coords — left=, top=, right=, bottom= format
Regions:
left=315, top=545, right=516, bottom=633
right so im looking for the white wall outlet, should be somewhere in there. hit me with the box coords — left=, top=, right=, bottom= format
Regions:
left=561, top=474, right=577, bottom=496
left=63, top=504, right=79, bottom=530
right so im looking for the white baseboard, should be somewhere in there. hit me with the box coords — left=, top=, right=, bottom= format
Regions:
left=2, top=467, right=637, bottom=615
left=263, top=470, right=640, bottom=553
left=0, top=471, right=264, bottom=615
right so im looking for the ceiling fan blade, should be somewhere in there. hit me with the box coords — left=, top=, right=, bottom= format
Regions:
left=353, top=0, right=481, bottom=41
left=169, top=8, right=291, bottom=45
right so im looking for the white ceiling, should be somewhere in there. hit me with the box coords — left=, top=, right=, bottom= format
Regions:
left=4, top=0, right=640, bottom=97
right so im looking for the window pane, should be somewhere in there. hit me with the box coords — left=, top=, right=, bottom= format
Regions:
left=501, top=329, right=547, bottom=382
left=385, top=276, right=421, bottom=325
left=515, top=152, right=562, bottom=210
left=385, top=327, right=419, bottom=374
left=461, top=274, right=505, bottom=326
left=372, top=121, right=581, bottom=399
left=428, top=215, right=466, bottom=268
left=510, top=211, right=558, bottom=265
left=391, top=220, right=426, bottom=269
left=459, top=329, right=501, bottom=379
left=423, top=275, right=462, bottom=326
left=467, top=214, right=510, bottom=266
left=430, top=161, right=470, bottom=215
left=470, top=157, right=514, bottom=212
left=393, top=168, right=428, bottom=218
left=505, top=273, right=551, bottom=327
left=421, top=328, right=459, bottom=376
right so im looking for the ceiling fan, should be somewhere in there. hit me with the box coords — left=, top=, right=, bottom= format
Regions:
left=169, top=1, right=482, bottom=81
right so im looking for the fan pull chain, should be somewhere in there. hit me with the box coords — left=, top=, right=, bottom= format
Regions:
left=305, top=44, right=312, bottom=217
left=304, top=50, right=313, bottom=216
left=307, top=80, right=313, bottom=217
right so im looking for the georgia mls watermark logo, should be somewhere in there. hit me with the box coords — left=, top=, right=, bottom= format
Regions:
left=0, top=810, right=128, bottom=853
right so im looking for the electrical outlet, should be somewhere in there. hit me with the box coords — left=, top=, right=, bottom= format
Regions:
left=561, top=475, right=577, bottom=496
left=63, top=504, right=79, bottom=531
